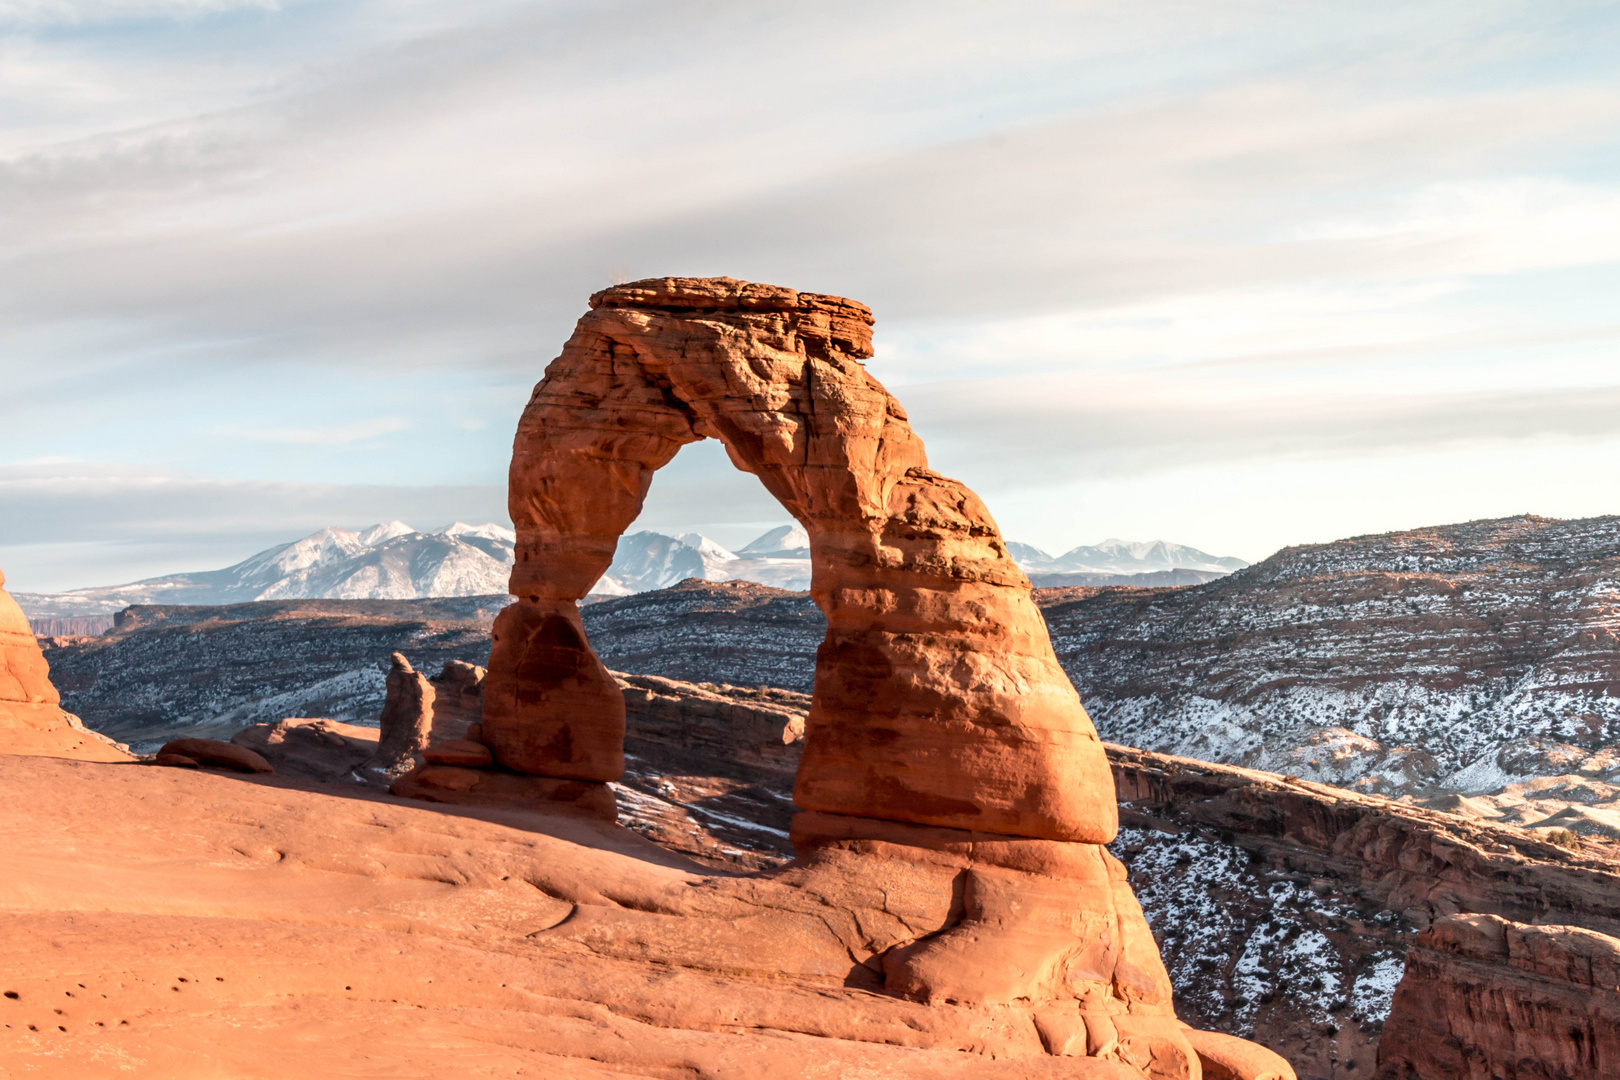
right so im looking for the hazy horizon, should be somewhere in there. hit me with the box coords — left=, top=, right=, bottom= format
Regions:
left=5, top=2, right=1620, bottom=591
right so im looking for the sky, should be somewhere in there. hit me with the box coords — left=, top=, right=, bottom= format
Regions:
left=3, top=0, right=1620, bottom=591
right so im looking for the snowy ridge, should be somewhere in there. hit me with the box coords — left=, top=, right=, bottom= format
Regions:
left=16, top=522, right=517, bottom=616
left=17, top=515, right=1247, bottom=617
left=1043, top=513, right=1620, bottom=807
left=590, top=526, right=1244, bottom=597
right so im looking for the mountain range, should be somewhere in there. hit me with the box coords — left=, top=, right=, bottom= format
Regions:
left=1008, top=538, right=1248, bottom=577
left=17, top=520, right=1244, bottom=624
left=15, top=522, right=519, bottom=619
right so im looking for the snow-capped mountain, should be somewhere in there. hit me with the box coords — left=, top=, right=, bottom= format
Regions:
left=591, top=528, right=812, bottom=596
left=589, top=525, right=1244, bottom=597
left=16, top=523, right=517, bottom=618
left=16, top=517, right=1248, bottom=621
left=736, top=524, right=810, bottom=556
left=1008, top=538, right=1248, bottom=576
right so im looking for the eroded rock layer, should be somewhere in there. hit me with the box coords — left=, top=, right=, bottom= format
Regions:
left=0, top=570, right=129, bottom=762
left=487, top=276, right=1115, bottom=843
left=1377, top=914, right=1620, bottom=1080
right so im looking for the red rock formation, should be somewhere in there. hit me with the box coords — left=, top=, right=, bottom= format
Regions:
left=471, top=277, right=1290, bottom=1079
left=487, top=276, right=1115, bottom=843
left=428, top=659, right=485, bottom=741
left=154, top=738, right=273, bottom=774
left=232, top=717, right=378, bottom=781
left=359, top=652, right=436, bottom=783
left=0, top=569, right=130, bottom=762
left=1377, top=913, right=1620, bottom=1079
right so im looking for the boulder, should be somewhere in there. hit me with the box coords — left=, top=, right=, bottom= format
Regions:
left=388, top=765, right=616, bottom=821
left=0, top=569, right=132, bottom=763
left=156, top=738, right=273, bottom=774
left=232, top=718, right=378, bottom=782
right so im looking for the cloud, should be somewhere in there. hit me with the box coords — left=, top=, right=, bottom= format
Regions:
left=0, top=461, right=505, bottom=545
left=3, top=1, right=1620, bottom=580
left=904, top=380, right=1620, bottom=492
left=216, top=416, right=412, bottom=444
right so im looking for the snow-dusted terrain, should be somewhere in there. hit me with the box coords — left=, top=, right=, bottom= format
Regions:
left=1043, top=514, right=1620, bottom=807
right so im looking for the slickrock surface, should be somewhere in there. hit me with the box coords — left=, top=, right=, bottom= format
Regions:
left=0, top=755, right=1153, bottom=1079
left=0, top=568, right=130, bottom=762
left=231, top=717, right=380, bottom=781
left=489, top=276, right=1117, bottom=843
left=1377, top=914, right=1620, bottom=1080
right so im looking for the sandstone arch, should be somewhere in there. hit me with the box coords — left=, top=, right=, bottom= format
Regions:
left=483, top=277, right=1117, bottom=843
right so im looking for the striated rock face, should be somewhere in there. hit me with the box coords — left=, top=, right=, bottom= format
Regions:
left=487, top=275, right=1115, bottom=843
left=1108, top=745, right=1620, bottom=1078
left=0, top=569, right=130, bottom=762
left=1377, top=914, right=1620, bottom=1080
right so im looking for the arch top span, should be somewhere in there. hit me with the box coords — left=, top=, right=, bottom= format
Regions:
left=483, top=276, right=1118, bottom=844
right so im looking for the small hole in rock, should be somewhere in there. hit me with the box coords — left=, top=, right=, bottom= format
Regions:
left=57, top=1025, right=66, bottom=1032
left=3, top=991, right=17, bottom=1000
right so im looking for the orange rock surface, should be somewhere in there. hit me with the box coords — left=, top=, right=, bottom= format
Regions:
left=0, top=569, right=130, bottom=762
left=487, top=276, right=1116, bottom=843
left=0, top=755, right=1155, bottom=1078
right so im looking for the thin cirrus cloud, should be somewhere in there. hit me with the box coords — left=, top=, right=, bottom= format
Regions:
left=213, top=417, right=413, bottom=445
left=2, top=0, right=1620, bottom=589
